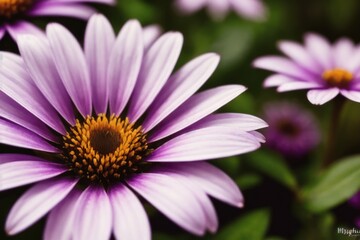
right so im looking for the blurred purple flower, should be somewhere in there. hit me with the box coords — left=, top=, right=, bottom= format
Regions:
left=0, top=14, right=267, bottom=239
left=0, top=0, right=114, bottom=41
left=262, top=102, right=320, bottom=157
left=349, top=191, right=360, bottom=228
left=254, top=33, right=360, bottom=105
left=175, top=0, right=266, bottom=20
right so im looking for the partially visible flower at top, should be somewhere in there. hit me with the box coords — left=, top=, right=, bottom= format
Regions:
left=262, top=102, right=320, bottom=157
left=0, top=14, right=267, bottom=240
left=0, top=0, right=114, bottom=41
left=254, top=33, right=360, bottom=105
left=175, top=0, right=266, bottom=21
left=349, top=191, right=360, bottom=227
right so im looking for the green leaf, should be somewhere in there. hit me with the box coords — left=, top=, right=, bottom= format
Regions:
left=236, top=173, right=262, bottom=190
left=302, top=155, right=360, bottom=213
left=215, top=209, right=270, bottom=240
left=246, top=150, right=298, bottom=190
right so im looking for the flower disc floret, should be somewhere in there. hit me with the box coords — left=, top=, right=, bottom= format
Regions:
left=0, top=0, right=32, bottom=18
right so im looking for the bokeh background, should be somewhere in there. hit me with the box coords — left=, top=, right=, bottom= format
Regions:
left=1, top=0, right=360, bottom=239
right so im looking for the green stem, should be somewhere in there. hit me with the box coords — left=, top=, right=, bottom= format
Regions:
left=322, top=97, right=345, bottom=168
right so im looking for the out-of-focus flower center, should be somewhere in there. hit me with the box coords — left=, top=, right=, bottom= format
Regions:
left=277, top=120, right=299, bottom=137
left=322, top=68, right=353, bottom=88
left=61, top=114, right=151, bottom=183
left=0, top=0, right=32, bottom=18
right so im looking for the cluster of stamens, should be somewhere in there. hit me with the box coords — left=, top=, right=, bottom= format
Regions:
left=62, top=114, right=150, bottom=184
left=0, top=0, right=32, bottom=18
left=322, top=68, right=353, bottom=88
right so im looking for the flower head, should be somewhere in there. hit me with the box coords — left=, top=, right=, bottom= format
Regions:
left=175, top=0, right=266, bottom=20
left=0, top=14, right=266, bottom=239
left=254, top=33, right=360, bottom=105
left=0, top=0, right=114, bottom=41
left=262, top=102, right=320, bottom=157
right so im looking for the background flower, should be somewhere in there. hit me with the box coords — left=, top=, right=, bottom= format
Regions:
left=0, top=14, right=266, bottom=239
left=254, top=33, right=360, bottom=105
left=0, top=0, right=114, bottom=41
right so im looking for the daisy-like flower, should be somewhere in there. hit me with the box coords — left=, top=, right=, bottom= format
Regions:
left=254, top=33, right=360, bottom=105
left=175, top=0, right=266, bottom=20
left=0, top=0, right=113, bottom=41
left=0, top=14, right=267, bottom=239
left=263, top=102, right=320, bottom=157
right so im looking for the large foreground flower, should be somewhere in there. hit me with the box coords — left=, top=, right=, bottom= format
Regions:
left=175, top=0, right=266, bottom=20
left=0, top=0, right=113, bottom=41
left=0, top=14, right=267, bottom=239
left=262, top=102, right=320, bottom=157
left=254, top=33, right=360, bottom=105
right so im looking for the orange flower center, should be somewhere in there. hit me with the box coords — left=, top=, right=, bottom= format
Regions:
left=322, top=68, right=353, bottom=88
left=0, top=0, right=32, bottom=18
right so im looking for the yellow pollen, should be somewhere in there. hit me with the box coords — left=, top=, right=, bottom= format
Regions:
left=0, top=0, right=32, bottom=18
left=62, top=114, right=151, bottom=183
left=322, top=68, right=353, bottom=87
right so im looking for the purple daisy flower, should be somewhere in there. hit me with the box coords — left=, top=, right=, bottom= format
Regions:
left=175, top=0, right=266, bottom=20
left=262, top=102, right=320, bottom=157
left=254, top=33, right=360, bottom=105
left=0, top=14, right=267, bottom=239
left=0, top=0, right=114, bottom=41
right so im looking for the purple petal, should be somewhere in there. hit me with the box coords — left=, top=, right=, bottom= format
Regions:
left=0, top=27, right=5, bottom=40
left=128, top=173, right=207, bottom=236
left=108, top=20, right=143, bottom=115
left=44, top=190, right=81, bottom=240
left=85, top=14, right=115, bottom=114
left=253, top=56, right=318, bottom=82
left=143, top=53, right=220, bottom=132
left=17, top=35, right=75, bottom=125
left=128, top=32, right=184, bottom=122
left=0, top=119, right=59, bottom=152
left=0, top=161, right=66, bottom=191
left=249, top=131, right=266, bottom=143
left=278, top=40, right=320, bottom=73
left=149, top=85, right=246, bottom=142
left=29, top=3, right=96, bottom=20
left=0, top=52, right=66, bottom=134
left=143, top=25, right=162, bottom=49
left=73, top=186, right=112, bottom=240
left=187, top=113, right=268, bottom=133
left=263, top=74, right=294, bottom=87
left=47, top=23, right=92, bottom=117
left=277, top=81, right=322, bottom=92
left=334, top=38, right=354, bottom=68
left=5, top=178, right=77, bottom=235
left=0, top=154, right=46, bottom=165
left=340, top=89, right=360, bottom=103
left=109, top=184, right=151, bottom=240
left=304, top=33, right=333, bottom=69
left=164, top=162, right=244, bottom=207
left=307, top=88, right=339, bottom=105
left=5, top=21, right=45, bottom=41
left=175, top=0, right=207, bottom=13
left=230, top=0, right=266, bottom=20
left=147, top=126, right=260, bottom=162
left=348, top=47, right=360, bottom=73
left=0, top=92, right=57, bottom=142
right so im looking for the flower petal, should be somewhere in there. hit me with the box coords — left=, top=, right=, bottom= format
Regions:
left=143, top=24, right=162, bottom=49
left=0, top=52, right=66, bottom=134
left=5, top=178, right=77, bottom=235
left=128, top=173, right=207, bottom=236
left=277, top=81, right=322, bottom=92
left=143, top=53, right=220, bottom=132
left=147, top=126, right=260, bottom=162
left=109, top=184, right=151, bottom=240
left=128, top=32, right=183, bottom=122
left=17, top=35, right=75, bottom=125
left=0, top=161, right=66, bottom=191
left=0, top=119, right=59, bottom=152
left=149, top=85, right=246, bottom=142
left=44, top=190, right=81, bottom=240
left=0, top=92, right=57, bottom=142
left=28, top=2, right=96, bottom=19
left=334, top=38, right=354, bottom=68
left=47, top=23, right=92, bottom=117
left=263, top=74, right=294, bottom=87
left=0, top=154, right=44, bottom=165
left=108, top=20, right=143, bottom=115
left=307, top=88, right=339, bottom=105
left=164, top=162, right=244, bottom=207
left=85, top=14, right=115, bottom=114
left=73, top=186, right=112, bottom=240
left=5, top=21, right=45, bottom=41
left=340, top=89, right=360, bottom=103
left=231, top=0, right=266, bottom=20
left=304, top=33, right=333, bottom=69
